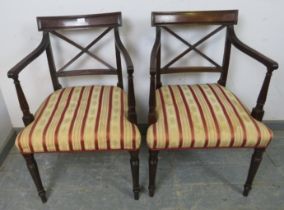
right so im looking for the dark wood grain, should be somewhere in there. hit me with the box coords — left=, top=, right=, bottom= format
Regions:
left=148, top=27, right=161, bottom=124
left=37, top=12, right=122, bottom=31
left=115, top=44, right=123, bottom=88
left=228, top=26, right=278, bottom=69
left=56, top=27, right=114, bottom=73
left=114, top=28, right=134, bottom=71
left=23, top=154, right=47, bottom=203
left=8, top=12, right=139, bottom=202
left=162, top=25, right=225, bottom=69
left=148, top=72, right=157, bottom=124
left=251, top=70, right=274, bottom=121
left=51, top=30, right=115, bottom=71
left=152, top=10, right=238, bottom=26
left=114, top=27, right=137, bottom=123
left=162, top=26, right=221, bottom=67
left=243, top=149, right=265, bottom=196
left=148, top=10, right=278, bottom=198
left=56, top=69, right=117, bottom=77
left=130, top=151, right=140, bottom=200
left=150, top=27, right=162, bottom=88
left=161, top=67, right=222, bottom=74
left=148, top=150, right=159, bottom=197
left=218, top=27, right=232, bottom=86
left=156, top=45, right=162, bottom=88
left=13, top=77, right=35, bottom=126
left=150, top=27, right=161, bottom=74
left=227, top=25, right=278, bottom=121
left=46, top=33, right=62, bottom=90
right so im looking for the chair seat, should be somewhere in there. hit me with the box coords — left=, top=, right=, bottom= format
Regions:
left=147, top=84, right=272, bottom=150
left=16, top=86, right=141, bottom=153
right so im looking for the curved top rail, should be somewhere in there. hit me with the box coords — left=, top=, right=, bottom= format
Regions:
left=37, top=12, right=122, bottom=31
left=152, top=10, right=238, bottom=26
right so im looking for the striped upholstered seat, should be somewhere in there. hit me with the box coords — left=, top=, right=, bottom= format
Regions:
left=147, top=84, right=272, bottom=150
left=16, top=86, right=141, bottom=153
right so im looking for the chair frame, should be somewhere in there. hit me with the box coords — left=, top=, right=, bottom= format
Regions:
left=7, top=12, right=140, bottom=202
left=148, top=10, right=278, bottom=197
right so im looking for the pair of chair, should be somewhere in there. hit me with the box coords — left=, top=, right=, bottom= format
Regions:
left=7, top=10, right=278, bottom=202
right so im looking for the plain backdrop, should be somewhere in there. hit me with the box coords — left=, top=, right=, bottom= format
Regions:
left=0, top=88, right=12, bottom=147
left=0, top=0, right=283, bottom=127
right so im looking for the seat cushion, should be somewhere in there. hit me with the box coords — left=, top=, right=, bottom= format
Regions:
left=147, top=84, right=272, bottom=150
left=16, top=86, right=141, bottom=153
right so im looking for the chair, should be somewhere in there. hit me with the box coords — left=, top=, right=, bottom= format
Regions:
left=147, top=10, right=278, bottom=197
left=7, top=12, right=141, bottom=202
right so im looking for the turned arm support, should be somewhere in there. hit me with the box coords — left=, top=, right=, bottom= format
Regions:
left=228, top=26, right=279, bottom=121
left=7, top=32, right=50, bottom=126
left=114, top=28, right=137, bottom=123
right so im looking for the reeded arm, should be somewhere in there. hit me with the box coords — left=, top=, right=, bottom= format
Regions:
left=228, top=26, right=279, bottom=120
left=228, top=26, right=278, bottom=70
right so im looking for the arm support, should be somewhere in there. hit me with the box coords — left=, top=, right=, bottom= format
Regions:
left=114, top=28, right=137, bottom=123
left=228, top=26, right=279, bottom=121
left=7, top=32, right=49, bottom=126
left=148, top=72, right=157, bottom=124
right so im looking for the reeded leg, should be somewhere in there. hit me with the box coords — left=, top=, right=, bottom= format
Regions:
left=129, top=151, right=140, bottom=200
left=23, top=154, right=47, bottom=203
left=148, top=150, right=159, bottom=197
left=243, top=148, right=265, bottom=196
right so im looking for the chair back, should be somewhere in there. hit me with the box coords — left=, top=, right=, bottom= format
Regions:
left=151, top=10, right=238, bottom=86
left=37, top=12, right=125, bottom=89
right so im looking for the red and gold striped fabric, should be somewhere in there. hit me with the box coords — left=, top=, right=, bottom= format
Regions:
left=16, top=86, right=141, bottom=153
left=147, top=84, right=273, bottom=150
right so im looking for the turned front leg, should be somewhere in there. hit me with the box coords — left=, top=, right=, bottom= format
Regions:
left=243, top=148, right=265, bottom=196
left=23, top=154, right=47, bottom=203
left=148, top=150, right=159, bottom=197
left=129, top=151, right=140, bottom=200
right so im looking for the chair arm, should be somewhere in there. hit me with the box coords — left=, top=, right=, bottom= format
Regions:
left=114, top=28, right=137, bottom=123
left=114, top=28, right=134, bottom=73
left=7, top=32, right=49, bottom=126
left=228, top=26, right=279, bottom=121
left=148, top=28, right=161, bottom=124
left=150, top=28, right=161, bottom=74
left=7, top=32, right=50, bottom=79
left=228, top=26, right=278, bottom=70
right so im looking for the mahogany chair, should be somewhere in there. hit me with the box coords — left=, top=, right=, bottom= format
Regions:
left=147, top=10, right=278, bottom=197
left=7, top=12, right=141, bottom=202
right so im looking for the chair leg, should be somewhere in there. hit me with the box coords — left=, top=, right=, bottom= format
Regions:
left=148, top=150, right=159, bottom=197
left=243, top=148, right=265, bottom=196
left=129, top=151, right=140, bottom=200
left=23, top=154, right=47, bottom=203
